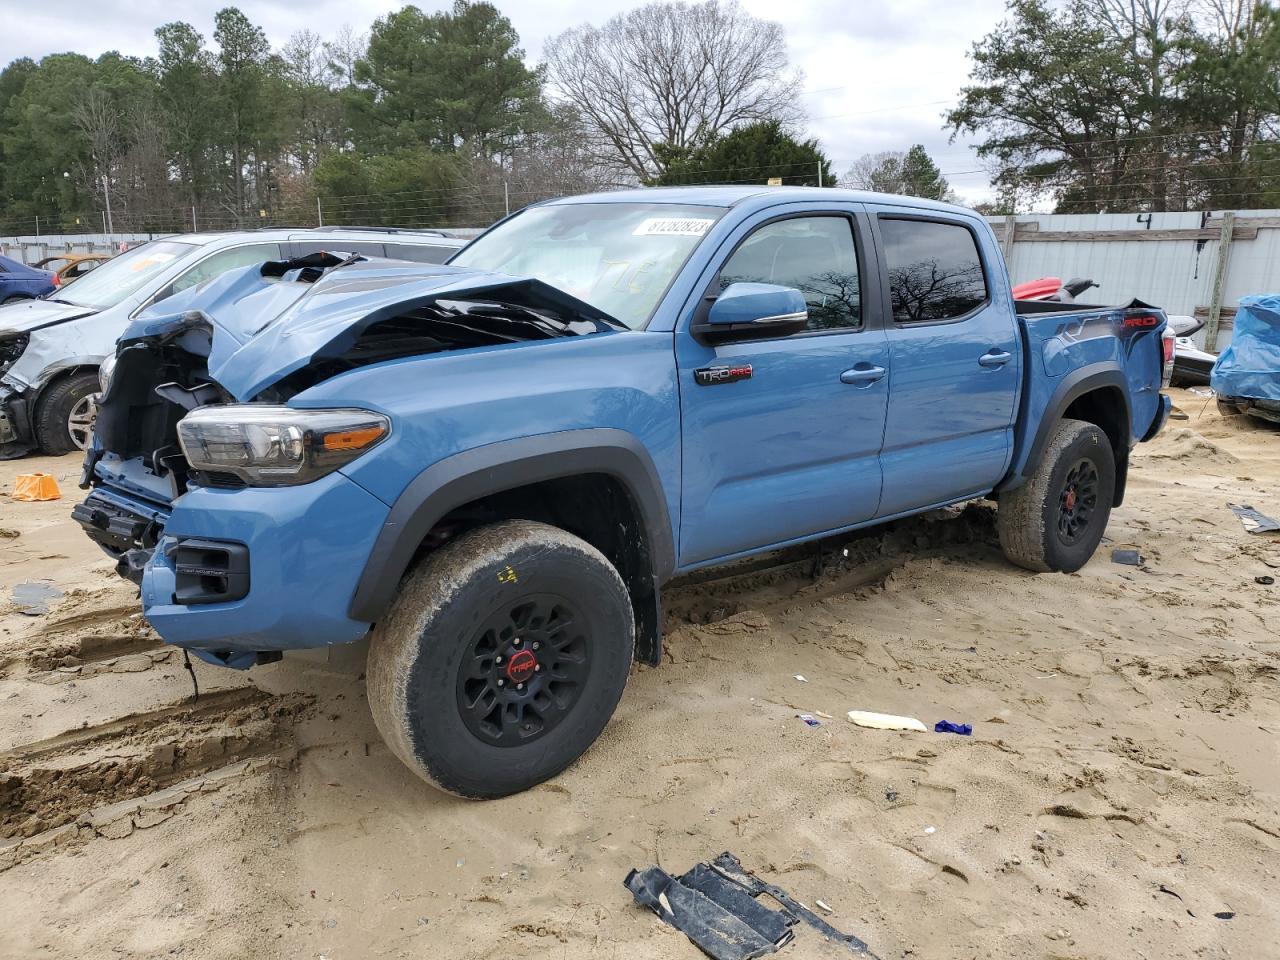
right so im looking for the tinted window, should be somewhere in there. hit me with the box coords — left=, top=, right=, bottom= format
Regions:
left=292, top=239, right=387, bottom=258
left=720, top=216, right=860, bottom=330
left=172, top=243, right=283, bottom=294
left=880, top=218, right=987, bottom=323
left=386, top=242, right=456, bottom=264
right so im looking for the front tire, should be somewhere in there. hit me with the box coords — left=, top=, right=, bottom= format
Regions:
left=366, top=520, right=634, bottom=798
left=34, top=371, right=100, bottom=454
left=998, top=418, right=1116, bottom=573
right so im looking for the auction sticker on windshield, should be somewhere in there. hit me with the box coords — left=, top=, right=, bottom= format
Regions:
left=129, top=253, right=177, bottom=272
left=632, top=217, right=716, bottom=237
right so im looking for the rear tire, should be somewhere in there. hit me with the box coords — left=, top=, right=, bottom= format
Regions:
left=998, top=418, right=1116, bottom=573
left=1, top=296, right=30, bottom=305
left=34, top=371, right=100, bottom=454
left=366, top=520, right=634, bottom=799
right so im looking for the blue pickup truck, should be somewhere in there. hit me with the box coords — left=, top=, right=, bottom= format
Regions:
left=74, top=187, right=1171, bottom=797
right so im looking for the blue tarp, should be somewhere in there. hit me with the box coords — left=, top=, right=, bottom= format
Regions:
left=1211, top=294, right=1280, bottom=401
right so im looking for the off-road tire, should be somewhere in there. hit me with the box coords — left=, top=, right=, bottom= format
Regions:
left=997, top=418, right=1116, bottom=573
left=366, top=519, right=634, bottom=799
left=34, top=371, right=100, bottom=455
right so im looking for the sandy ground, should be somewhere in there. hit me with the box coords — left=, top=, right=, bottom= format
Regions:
left=1, top=387, right=1278, bottom=960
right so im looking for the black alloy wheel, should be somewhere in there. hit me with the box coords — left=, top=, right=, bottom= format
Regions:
left=1057, top=459, right=1100, bottom=545
left=456, top=594, right=591, bottom=746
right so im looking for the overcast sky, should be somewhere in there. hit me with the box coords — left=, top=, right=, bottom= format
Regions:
left=1, top=0, right=1008, bottom=202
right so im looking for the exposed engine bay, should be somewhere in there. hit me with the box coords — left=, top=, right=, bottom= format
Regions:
left=76, top=253, right=617, bottom=566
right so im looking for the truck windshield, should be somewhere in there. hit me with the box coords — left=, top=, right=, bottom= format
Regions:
left=51, top=240, right=197, bottom=310
left=450, top=203, right=723, bottom=329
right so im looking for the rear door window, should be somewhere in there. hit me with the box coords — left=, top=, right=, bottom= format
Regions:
left=879, top=218, right=988, bottom=323
left=385, top=242, right=456, bottom=264
left=290, top=239, right=387, bottom=258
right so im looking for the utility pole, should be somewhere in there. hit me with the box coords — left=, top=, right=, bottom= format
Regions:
left=192, top=206, right=198, bottom=232
left=34, top=216, right=39, bottom=239
left=504, top=181, right=510, bottom=217
left=817, top=162, right=823, bottom=188
left=1205, top=212, right=1235, bottom=353
left=100, top=174, right=113, bottom=236
left=316, top=196, right=324, bottom=227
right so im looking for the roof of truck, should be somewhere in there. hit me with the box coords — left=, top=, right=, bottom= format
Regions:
left=542, top=185, right=978, bottom=215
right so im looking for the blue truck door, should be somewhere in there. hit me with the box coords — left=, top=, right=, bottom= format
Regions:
left=675, top=208, right=890, bottom=566
left=867, top=210, right=1021, bottom=517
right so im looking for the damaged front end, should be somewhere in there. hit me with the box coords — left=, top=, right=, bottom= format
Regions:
left=74, top=251, right=618, bottom=668
left=0, top=333, right=33, bottom=457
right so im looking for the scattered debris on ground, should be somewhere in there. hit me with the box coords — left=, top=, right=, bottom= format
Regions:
left=625, top=852, right=878, bottom=959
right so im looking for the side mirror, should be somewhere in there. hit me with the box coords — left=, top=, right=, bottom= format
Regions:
left=1168, top=314, right=1204, bottom=338
left=692, top=282, right=808, bottom=344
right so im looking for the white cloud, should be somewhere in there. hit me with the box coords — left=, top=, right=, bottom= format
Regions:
left=0, top=0, right=1008, bottom=202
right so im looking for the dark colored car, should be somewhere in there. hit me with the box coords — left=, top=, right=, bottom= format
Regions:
left=0, top=254, right=55, bottom=304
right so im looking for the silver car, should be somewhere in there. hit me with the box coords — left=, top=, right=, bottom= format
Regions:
left=0, top=227, right=463, bottom=458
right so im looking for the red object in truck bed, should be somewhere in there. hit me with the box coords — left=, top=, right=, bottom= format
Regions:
left=1012, top=277, right=1063, bottom=300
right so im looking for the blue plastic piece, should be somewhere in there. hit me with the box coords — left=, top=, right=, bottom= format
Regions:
left=1211, top=294, right=1280, bottom=401
left=934, top=720, right=972, bottom=736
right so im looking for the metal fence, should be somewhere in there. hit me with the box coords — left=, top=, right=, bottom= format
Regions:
left=990, top=209, right=1280, bottom=351
left=7, top=208, right=1279, bottom=352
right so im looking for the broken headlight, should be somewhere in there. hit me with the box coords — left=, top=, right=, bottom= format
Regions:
left=177, top=405, right=390, bottom=487
left=0, top=333, right=29, bottom=376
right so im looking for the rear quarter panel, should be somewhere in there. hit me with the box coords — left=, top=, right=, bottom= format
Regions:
left=1008, top=306, right=1165, bottom=481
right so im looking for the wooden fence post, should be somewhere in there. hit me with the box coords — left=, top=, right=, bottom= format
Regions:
left=1001, top=215, right=1016, bottom=260
left=1205, top=211, right=1235, bottom=353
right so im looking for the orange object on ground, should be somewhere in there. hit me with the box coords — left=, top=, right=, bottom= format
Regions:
left=11, top=473, right=61, bottom=501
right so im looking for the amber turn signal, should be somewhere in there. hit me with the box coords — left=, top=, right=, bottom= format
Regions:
left=321, top=425, right=387, bottom=451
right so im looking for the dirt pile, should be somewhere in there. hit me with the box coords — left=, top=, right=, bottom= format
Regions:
left=0, top=392, right=1277, bottom=960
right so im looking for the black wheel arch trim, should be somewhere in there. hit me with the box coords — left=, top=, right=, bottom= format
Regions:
left=348, top=428, right=676, bottom=625
left=999, top=364, right=1132, bottom=502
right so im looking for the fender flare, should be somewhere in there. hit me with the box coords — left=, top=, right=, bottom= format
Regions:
left=348, top=428, right=676, bottom=623
left=1001, top=365, right=1132, bottom=495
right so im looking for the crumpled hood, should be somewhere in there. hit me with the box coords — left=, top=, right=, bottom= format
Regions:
left=0, top=298, right=96, bottom=334
left=122, top=259, right=616, bottom=399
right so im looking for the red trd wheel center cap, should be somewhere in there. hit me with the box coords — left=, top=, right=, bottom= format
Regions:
left=506, top=649, right=538, bottom=684
left=1064, top=488, right=1077, bottom=511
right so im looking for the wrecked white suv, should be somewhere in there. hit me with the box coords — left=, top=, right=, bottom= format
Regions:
left=0, top=228, right=462, bottom=458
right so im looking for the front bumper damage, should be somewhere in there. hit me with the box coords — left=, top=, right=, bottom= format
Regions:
left=74, top=465, right=389, bottom=668
left=74, top=253, right=616, bottom=668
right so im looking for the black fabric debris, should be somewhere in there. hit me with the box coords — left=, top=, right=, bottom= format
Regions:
left=624, top=852, right=879, bottom=959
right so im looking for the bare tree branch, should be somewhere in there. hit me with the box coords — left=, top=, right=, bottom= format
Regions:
left=543, top=0, right=803, bottom=180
